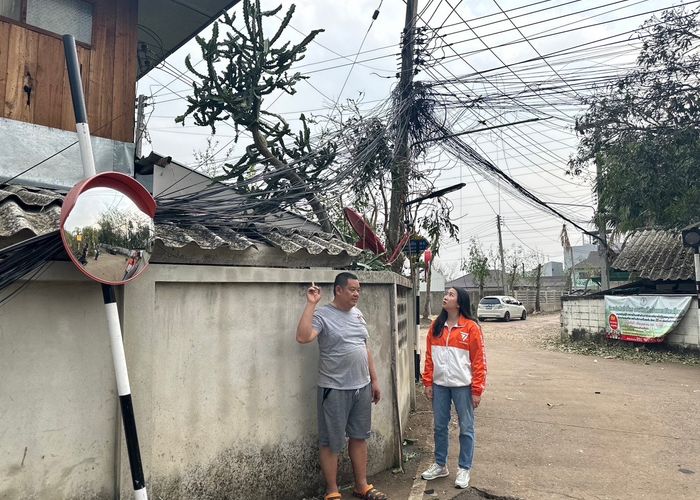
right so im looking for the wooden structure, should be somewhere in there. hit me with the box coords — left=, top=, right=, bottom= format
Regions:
left=0, top=0, right=242, bottom=149
left=0, top=0, right=138, bottom=142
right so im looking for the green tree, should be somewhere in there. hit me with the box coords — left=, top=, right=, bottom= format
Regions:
left=176, top=0, right=334, bottom=231
left=504, top=245, right=525, bottom=292
left=332, top=100, right=458, bottom=272
left=570, top=7, right=700, bottom=231
left=192, top=137, right=234, bottom=178
left=462, top=238, right=490, bottom=300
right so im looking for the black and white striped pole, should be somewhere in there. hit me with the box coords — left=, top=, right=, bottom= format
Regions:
left=681, top=223, right=700, bottom=347
left=103, top=285, right=147, bottom=499
left=63, top=34, right=149, bottom=500
left=62, top=35, right=96, bottom=178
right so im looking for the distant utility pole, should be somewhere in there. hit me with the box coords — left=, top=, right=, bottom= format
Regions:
left=134, top=94, right=148, bottom=159
left=535, top=263, right=542, bottom=312
left=497, top=214, right=506, bottom=294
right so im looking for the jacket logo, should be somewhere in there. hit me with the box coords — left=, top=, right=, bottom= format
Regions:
left=460, top=333, right=468, bottom=342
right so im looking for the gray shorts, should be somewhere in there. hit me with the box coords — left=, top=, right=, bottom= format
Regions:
left=317, top=383, right=372, bottom=453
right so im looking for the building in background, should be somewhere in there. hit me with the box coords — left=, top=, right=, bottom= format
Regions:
left=542, top=261, right=564, bottom=277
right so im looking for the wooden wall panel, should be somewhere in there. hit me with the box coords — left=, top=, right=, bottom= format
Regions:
left=1, top=0, right=139, bottom=142
left=34, top=35, right=65, bottom=128
left=4, top=26, right=39, bottom=123
left=0, top=21, right=11, bottom=117
left=111, top=0, right=138, bottom=143
left=87, top=0, right=116, bottom=139
left=3, top=25, right=25, bottom=121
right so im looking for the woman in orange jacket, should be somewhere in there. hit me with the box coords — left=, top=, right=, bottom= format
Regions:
left=421, top=287, right=487, bottom=489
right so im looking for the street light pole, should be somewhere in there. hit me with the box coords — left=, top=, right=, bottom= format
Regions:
left=404, top=183, right=465, bottom=385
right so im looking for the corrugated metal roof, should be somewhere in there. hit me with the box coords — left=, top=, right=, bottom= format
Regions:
left=613, top=229, right=694, bottom=281
left=0, top=185, right=63, bottom=237
left=0, top=185, right=362, bottom=259
left=446, top=270, right=506, bottom=290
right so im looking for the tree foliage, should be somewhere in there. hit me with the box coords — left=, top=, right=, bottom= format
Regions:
left=176, top=1, right=460, bottom=266
left=504, top=245, right=525, bottom=291
left=326, top=98, right=459, bottom=272
left=462, top=238, right=490, bottom=298
left=570, top=7, right=700, bottom=231
left=176, top=0, right=334, bottom=231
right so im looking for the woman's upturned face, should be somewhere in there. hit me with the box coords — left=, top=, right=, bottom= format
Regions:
left=442, top=288, right=459, bottom=312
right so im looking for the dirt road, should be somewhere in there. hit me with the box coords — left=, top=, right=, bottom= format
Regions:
left=372, top=312, right=700, bottom=500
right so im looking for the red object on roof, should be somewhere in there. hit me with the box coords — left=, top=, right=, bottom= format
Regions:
left=343, top=207, right=386, bottom=255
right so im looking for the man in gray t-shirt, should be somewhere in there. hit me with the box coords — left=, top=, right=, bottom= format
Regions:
left=313, top=303, right=370, bottom=390
left=296, top=272, right=387, bottom=500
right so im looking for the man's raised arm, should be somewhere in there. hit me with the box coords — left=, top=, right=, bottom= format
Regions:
left=296, top=282, right=322, bottom=344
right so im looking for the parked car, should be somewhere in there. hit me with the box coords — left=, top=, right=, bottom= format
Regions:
left=477, top=295, right=527, bottom=322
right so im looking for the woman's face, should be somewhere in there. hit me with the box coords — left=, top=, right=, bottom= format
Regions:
left=442, top=288, right=459, bottom=312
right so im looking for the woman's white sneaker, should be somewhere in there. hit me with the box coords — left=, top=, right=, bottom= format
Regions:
left=455, top=468, right=471, bottom=488
left=421, top=463, right=449, bottom=480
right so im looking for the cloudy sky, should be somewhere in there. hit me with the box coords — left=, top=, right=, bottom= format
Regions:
left=137, top=0, right=693, bottom=275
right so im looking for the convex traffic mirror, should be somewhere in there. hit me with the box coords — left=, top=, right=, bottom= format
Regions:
left=60, top=172, right=157, bottom=285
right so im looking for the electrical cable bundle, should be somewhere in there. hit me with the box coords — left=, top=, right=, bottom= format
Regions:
left=0, top=231, right=64, bottom=304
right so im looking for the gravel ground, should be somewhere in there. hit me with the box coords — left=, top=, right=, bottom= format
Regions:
left=477, top=312, right=560, bottom=346
left=476, top=312, right=700, bottom=366
left=418, top=312, right=561, bottom=375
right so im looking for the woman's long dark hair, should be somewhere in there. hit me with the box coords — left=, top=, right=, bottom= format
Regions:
left=432, top=287, right=476, bottom=337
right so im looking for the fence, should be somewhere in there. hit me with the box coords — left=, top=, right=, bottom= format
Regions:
left=561, top=295, right=699, bottom=347
left=514, top=288, right=564, bottom=313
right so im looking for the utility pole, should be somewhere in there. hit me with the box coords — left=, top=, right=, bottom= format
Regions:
left=535, top=263, right=542, bottom=312
left=134, top=94, right=148, bottom=159
left=387, top=0, right=418, bottom=259
left=497, top=214, right=506, bottom=294
left=391, top=0, right=419, bottom=409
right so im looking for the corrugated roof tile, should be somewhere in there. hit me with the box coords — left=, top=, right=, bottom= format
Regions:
left=0, top=185, right=363, bottom=259
left=613, top=229, right=694, bottom=281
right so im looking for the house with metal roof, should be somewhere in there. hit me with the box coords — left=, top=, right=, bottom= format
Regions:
left=561, top=228, right=698, bottom=348
left=613, top=228, right=695, bottom=287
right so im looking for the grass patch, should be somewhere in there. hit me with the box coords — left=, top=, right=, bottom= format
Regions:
left=543, top=336, right=700, bottom=366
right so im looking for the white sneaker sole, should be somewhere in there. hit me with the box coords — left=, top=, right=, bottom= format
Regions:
left=455, top=482, right=469, bottom=489
left=422, top=471, right=449, bottom=480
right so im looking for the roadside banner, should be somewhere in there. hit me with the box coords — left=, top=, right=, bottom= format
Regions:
left=605, top=295, right=693, bottom=343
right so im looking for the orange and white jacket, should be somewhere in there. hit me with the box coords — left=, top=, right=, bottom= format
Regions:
left=422, top=316, right=487, bottom=396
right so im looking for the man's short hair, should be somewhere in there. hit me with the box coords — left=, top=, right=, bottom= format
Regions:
left=333, top=272, right=359, bottom=296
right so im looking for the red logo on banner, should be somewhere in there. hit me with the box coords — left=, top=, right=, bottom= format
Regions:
left=608, top=313, right=619, bottom=331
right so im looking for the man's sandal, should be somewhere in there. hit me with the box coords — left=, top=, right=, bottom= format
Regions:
left=352, top=484, right=388, bottom=500
left=324, top=493, right=342, bottom=500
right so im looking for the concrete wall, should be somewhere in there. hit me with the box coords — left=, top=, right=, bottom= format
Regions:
left=0, top=263, right=412, bottom=500
left=420, top=291, right=444, bottom=316
left=0, top=275, right=118, bottom=500
left=560, top=296, right=699, bottom=348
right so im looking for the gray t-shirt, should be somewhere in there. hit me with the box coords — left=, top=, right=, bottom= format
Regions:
left=312, top=304, right=370, bottom=390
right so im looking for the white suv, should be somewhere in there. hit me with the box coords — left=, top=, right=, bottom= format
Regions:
left=477, top=296, right=527, bottom=322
